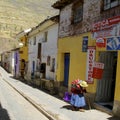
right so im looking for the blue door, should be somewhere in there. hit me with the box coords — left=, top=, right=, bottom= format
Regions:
left=64, top=53, right=70, bottom=86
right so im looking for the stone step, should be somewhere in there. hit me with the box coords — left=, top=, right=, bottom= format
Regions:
left=93, top=103, right=113, bottom=115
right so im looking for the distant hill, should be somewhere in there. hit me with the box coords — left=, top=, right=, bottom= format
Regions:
left=0, top=0, right=58, bottom=53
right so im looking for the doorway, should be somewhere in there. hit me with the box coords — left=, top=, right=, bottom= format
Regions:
left=95, top=51, right=117, bottom=110
left=64, top=53, right=70, bottom=86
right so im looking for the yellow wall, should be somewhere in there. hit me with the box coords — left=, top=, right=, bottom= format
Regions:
left=57, top=32, right=96, bottom=93
left=57, top=32, right=120, bottom=102
left=19, top=36, right=28, bottom=61
left=19, top=46, right=28, bottom=61
left=114, top=51, right=120, bottom=101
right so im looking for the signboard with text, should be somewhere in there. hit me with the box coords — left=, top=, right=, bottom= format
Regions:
left=92, top=16, right=120, bottom=39
left=92, top=62, right=104, bottom=79
left=92, top=16, right=120, bottom=32
left=86, top=46, right=96, bottom=84
left=96, top=38, right=106, bottom=48
left=82, top=36, right=88, bottom=52
left=107, top=37, right=120, bottom=50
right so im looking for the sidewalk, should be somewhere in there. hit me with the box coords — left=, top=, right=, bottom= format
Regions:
left=0, top=67, right=119, bottom=120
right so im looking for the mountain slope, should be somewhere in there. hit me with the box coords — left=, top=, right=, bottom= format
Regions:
left=0, top=0, right=58, bottom=53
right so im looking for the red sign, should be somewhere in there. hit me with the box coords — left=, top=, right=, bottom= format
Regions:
left=96, top=38, right=106, bottom=47
left=92, top=62, right=104, bottom=79
left=92, top=16, right=120, bottom=32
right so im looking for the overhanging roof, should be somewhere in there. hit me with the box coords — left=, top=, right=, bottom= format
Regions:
left=52, top=0, right=74, bottom=9
left=52, top=0, right=84, bottom=9
left=28, top=15, right=59, bottom=37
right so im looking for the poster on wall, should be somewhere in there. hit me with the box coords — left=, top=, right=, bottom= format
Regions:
left=107, top=37, right=120, bottom=50
left=92, top=62, right=104, bottom=79
left=86, top=46, right=96, bottom=84
left=82, top=36, right=88, bottom=52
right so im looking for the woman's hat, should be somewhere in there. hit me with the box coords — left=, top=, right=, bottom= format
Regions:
left=80, top=81, right=88, bottom=87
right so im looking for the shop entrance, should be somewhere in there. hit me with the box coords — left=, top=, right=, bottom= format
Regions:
left=95, top=51, right=117, bottom=110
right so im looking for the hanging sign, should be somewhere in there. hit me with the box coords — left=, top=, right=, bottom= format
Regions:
left=92, top=62, right=104, bottom=79
left=107, top=37, right=120, bottom=50
left=86, top=46, right=96, bottom=84
left=96, top=38, right=106, bottom=48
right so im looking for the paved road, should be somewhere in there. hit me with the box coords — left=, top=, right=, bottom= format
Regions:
left=0, top=67, right=120, bottom=120
left=0, top=78, right=49, bottom=120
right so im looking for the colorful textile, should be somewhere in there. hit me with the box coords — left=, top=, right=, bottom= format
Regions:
left=71, top=79, right=82, bottom=89
left=70, top=93, right=86, bottom=107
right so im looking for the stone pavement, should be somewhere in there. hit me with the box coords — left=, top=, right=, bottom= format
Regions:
left=0, top=67, right=120, bottom=120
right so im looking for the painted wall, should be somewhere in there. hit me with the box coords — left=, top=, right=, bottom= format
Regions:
left=19, top=36, right=28, bottom=61
left=28, top=34, right=42, bottom=79
left=41, top=24, right=58, bottom=80
left=114, top=51, right=120, bottom=101
left=57, top=0, right=120, bottom=103
left=57, top=32, right=96, bottom=92
left=28, top=23, right=58, bottom=80
left=14, top=50, right=20, bottom=77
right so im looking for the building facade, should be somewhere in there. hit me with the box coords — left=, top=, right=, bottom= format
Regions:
left=27, top=16, right=59, bottom=87
left=53, top=0, right=120, bottom=116
left=16, top=28, right=31, bottom=80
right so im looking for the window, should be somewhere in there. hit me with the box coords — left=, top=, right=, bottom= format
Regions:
left=42, top=31, right=48, bottom=42
left=33, top=36, right=36, bottom=45
left=47, top=56, right=50, bottom=66
left=50, top=58, right=55, bottom=72
left=104, top=0, right=120, bottom=10
left=72, top=1, right=83, bottom=23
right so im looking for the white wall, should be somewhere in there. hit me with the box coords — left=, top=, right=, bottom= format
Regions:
left=28, top=23, right=58, bottom=80
left=41, top=24, right=58, bottom=80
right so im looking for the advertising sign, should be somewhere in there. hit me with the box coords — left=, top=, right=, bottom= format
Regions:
left=107, top=37, right=120, bottom=50
left=82, top=36, right=88, bottom=52
left=92, top=16, right=120, bottom=32
left=92, top=62, right=104, bottom=79
left=86, top=46, right=96, bottom=84
left=92, top=23, right=120, bottom=38
left=96, top=38, right=106, bottom=47
left=92, top=16, right=120, bottom=39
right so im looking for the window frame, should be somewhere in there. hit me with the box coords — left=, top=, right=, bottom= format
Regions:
left=44, top=31, right=48, bottom=42
left=103, top=0, right=120, bottom=10
left=72, top=1, right=83, bottom=24
left=33, top=36, right=36, bottom=45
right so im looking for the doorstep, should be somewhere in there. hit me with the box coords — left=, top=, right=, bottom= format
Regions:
left=93, top=102, right=113, bottom=115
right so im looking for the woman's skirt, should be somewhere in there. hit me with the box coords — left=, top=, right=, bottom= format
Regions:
left=70, top=93, right=86, bottom=107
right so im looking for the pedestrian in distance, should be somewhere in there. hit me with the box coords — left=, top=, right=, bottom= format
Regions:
left=70, top=79, right=88, bottom=112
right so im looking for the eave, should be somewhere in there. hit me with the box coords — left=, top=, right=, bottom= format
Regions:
left=52, top=0, right=74, bottom=9
left=28, top=15, right=59, bottom=37
left=52, top=0, right=84, bottom=9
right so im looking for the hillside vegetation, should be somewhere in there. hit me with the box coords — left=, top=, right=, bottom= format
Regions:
left=0, top=0, right=58, bottom=53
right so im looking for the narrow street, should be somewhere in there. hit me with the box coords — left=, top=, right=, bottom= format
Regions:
left=0, top=67, right=120, bottom=120
left=0, top=73, right=49, bottom=120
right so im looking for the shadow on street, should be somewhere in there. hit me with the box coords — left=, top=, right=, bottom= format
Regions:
left=0, top=103, right=11, bottom=120
left=108, top=116, right=120, bottom=120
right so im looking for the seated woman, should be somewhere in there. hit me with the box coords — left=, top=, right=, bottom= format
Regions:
left=70, top=80, right=88, bottom=112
